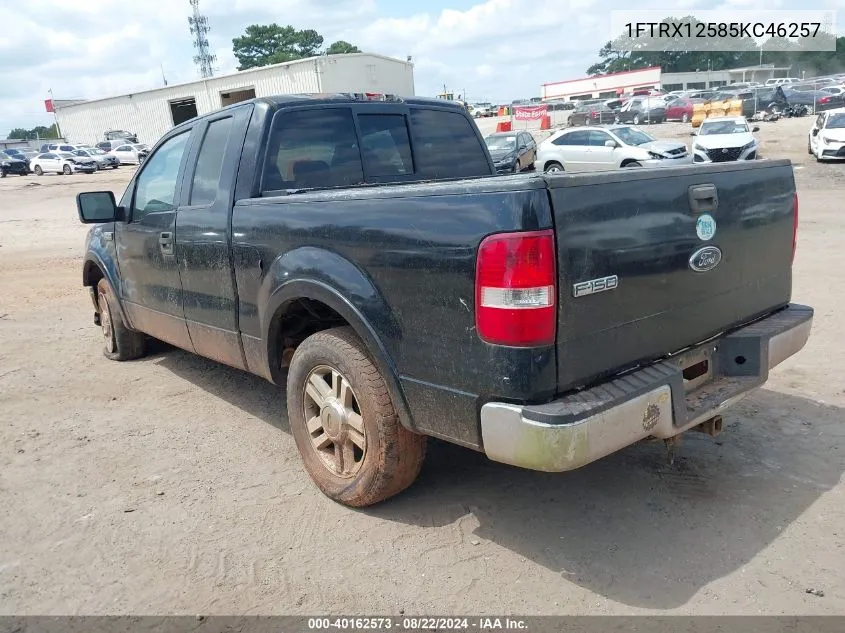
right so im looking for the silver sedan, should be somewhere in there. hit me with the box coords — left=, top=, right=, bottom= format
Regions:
left=73, top=148, right=120, bottom=170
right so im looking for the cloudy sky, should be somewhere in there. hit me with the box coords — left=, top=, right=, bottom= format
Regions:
left=1, top=0, right=840, bottom=136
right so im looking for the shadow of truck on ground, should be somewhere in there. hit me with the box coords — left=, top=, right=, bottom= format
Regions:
left=154, top=345, right=843, bottom=610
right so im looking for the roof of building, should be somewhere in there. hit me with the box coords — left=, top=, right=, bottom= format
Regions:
left=53, top=53, right=412, bottom=110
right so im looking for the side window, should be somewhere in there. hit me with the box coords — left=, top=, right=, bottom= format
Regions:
left=408, top=108, right=490, bottom=179
left=131, top=132, right=190, bottom=222
left=42, top=153, right=56, bottom=159
left=116, top=145, right=130, bottom=152
left=357, top=114, right=413, bottom=178
left=587, top=131, right=612, bottom=147
left=262, top=108, right=363, bottom=192
left=561, top=131, right=590, bottom=146
left=552, top=133, right=571, bottom=146
left=189, top=117, right=233, bottom=205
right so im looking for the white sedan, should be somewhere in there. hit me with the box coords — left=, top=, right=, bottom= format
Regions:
left=808, top=108, right=845, bottom=161
left=533, top=125, right=691, bottom=173
left=109, top=143, right=150, bottom=165
left=30, top=152, right=98, bottom=176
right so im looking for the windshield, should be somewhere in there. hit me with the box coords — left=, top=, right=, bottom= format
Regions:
left=0, top=152, right=10, bottom=160
left=612, top=127, right=655, bottom=146
left=485, top=135, right=516, bottom=151
left=826, top=114, right=845, bottom=129
left=699, top=121, right=749, bottom=135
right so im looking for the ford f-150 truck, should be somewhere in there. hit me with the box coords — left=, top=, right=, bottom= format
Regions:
left=76, top=94, right=813, bottom=507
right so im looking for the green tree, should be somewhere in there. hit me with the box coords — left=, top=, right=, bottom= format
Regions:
left=326, top=40, right=361, bottom=55
left=232, top=24, right=360, bottom=70
left=296, top=29, right=324, bottom=57
left=6, top=124, right=58, bottom=140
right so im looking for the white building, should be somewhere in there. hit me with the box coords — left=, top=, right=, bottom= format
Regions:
left=55, top=53, right=415, bottom=145
left=541, top=67, right=662, bottom=101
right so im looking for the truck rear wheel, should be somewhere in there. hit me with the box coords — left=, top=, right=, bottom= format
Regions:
left=96, top=278, right=146, bottom=361
left=287, top=326, right=426, bottom=507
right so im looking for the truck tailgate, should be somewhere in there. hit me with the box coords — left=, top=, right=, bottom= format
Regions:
left=548, top=160, right=796, bottom=391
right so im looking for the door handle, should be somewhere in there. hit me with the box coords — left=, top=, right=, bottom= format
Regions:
left=688, top=184, right=718, bottom=214
left=159, top=231, right=174, bottom=256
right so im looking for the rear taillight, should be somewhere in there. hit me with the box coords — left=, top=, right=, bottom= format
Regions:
left=792, top=192, right=798, bottom=263
left=590, top=111, right=598, bottom=118
left=819, top=96, right=831, bottom=104
left=475, top=230, right=557, bottom=347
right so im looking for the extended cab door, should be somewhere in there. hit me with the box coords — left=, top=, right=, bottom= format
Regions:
left=174, top=104, right=254, bottom=369
left=115, top=128, right=194, bottom=350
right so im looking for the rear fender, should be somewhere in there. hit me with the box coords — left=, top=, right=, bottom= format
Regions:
left=259, top=247, right=415, bottom=432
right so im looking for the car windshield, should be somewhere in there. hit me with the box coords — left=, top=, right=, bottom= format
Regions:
left=699, top=121, right=749, bottom=135
left=612, top=127, right=655, bottom=146
left=826, top=114, right=845, bottom=129
left=485, top=135, right=516, bottom=151
left=0, top=152, right=10, bottom=160
left=89, top=148, right=106, bottom=155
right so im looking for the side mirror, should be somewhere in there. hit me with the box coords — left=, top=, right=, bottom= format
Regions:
left=752, top=126, right=760, bottom=132
left=812, top=128, right=819, bottom=136
left=604, top=140, right=618, bottom=148
left=76, top=191, right=122, bottom=224
left=690, top=131, right=697, bottom=136
left=518, top=144, right=527, bottom=151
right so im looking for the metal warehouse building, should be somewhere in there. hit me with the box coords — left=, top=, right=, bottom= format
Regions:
left=55, top=53, right=415, bottom=146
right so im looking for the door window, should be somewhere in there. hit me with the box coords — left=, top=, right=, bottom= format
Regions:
left=357, top=114, right=413, bottom=178
left=408, top=108, right=490, bottom=179
left=189, top=116, right=233, bottom=205
left=131, top=132, right=191, bottom=222
left=263, top=108, right=363, bottom=192
left=587, top=131, right=613, bottom=147
left=554, top=131, right=589, bottom=146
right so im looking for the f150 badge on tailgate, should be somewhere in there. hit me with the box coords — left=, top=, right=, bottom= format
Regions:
left=573, top=275, right=619, bottom=298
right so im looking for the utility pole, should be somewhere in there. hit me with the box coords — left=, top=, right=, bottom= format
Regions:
left=188, top=0, right=216, bottom=78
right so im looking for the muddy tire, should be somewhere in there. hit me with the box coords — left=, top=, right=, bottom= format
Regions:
left=62, top=164, right=72, bottom=175
left=96, top=278, right=146, bottom=361
left=287, top=326, right=426, bottom=507
left=34, top=165, right=43, bottom=176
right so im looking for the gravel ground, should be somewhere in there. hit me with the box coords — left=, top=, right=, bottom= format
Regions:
left=0, top=116, right=843, bottom=615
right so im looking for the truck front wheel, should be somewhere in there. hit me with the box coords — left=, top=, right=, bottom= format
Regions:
left=96, top=278, right=146, bottom=361
left=287, top=326, right=426, bottom=507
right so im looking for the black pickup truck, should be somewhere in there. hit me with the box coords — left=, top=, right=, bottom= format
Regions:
left=77, top=94, right=813, bottom=507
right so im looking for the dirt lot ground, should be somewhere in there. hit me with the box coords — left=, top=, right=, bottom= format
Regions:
left=1, top=116, right=843, bottom=616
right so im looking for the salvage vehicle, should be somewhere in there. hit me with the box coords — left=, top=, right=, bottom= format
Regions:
left=484, top=131, right=536, bottom=173
left=691, top=117, right=761, bottom=163
left=31, top=151, right=97, bottom=175
left=0, top=151, right=29, bottom=176
left=808, top=108, right=845, bottom=161
left=76, top=93, right=812, bottom=507
left=73, top=148, right=120, bottom=170
left=535, top=125, right=690, bottom=173
left=614, top=96, right=666, bottom=124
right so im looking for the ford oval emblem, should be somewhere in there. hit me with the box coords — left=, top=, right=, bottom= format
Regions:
left=689, top=246, right=722, bottom=272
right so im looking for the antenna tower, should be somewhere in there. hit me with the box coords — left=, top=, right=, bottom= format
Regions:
left=188, top=0, right=216, bottom=78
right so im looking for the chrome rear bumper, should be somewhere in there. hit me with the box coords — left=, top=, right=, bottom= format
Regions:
left=480, top=304, right=813, bottom=473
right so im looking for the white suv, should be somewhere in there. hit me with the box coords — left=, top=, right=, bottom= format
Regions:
left=534, top=125, right=691, bottom=173
left=691, top=117, right=760, bottom=163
